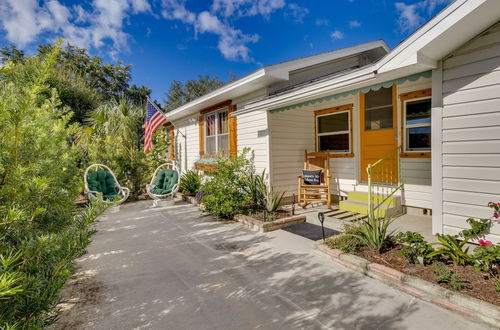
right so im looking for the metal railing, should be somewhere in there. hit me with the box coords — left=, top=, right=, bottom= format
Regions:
left=366, top=145, right=403, bottom=219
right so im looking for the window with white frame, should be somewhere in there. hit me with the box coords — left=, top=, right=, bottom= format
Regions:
left=316, top=110, right=351, bottom=153
left=404, top=98, right=431, bottom=152
left=205, top=108, right=229, bottom=155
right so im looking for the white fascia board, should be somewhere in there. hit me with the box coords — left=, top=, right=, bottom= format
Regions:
left=376, top=0, right=495, bottom=74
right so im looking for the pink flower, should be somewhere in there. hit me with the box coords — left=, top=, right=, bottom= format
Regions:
left=478, top=239, right=493, bottom=247
left=494, top=212, right=499, bottom=219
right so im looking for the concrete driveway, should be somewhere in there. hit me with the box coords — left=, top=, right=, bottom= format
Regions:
left=55, top=201, right=490, bottom=330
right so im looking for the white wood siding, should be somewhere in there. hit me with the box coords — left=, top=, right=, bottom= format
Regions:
left=236, top=110, right=270, bottom=174
left=397, top=78, right=433, bottom=208
left=173, top=114, right=199, bottom=173
left=268, top=95, right=358, bottom=197
left=440, top=22, right=500, bottom=242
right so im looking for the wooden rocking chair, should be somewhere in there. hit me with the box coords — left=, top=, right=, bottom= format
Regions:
left=297, top=150, right=332, bottom=208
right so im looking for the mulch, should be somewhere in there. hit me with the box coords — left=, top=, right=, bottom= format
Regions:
left=356, top=246, right=500, bottom=306
left=246, top=210, right=292, bottom=222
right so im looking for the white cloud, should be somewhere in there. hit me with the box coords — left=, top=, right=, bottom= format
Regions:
left=286, top=3, right=309, bottom=23
left=0, top=0, right=152, bottom=58
left=330, top=29, right=344, bottom=40
left=130, top=0, right=152, bottom=14
left=315, top=18, right=329, bottom=26
left=162, top=2, right=259, bottom=62
left=395, top=0, right=451, bottom=33
left=211, top=0, right=285, bottom=18
left=0, top=0, right=51, bottom=46
left=348, top=20, right=361, bottom=28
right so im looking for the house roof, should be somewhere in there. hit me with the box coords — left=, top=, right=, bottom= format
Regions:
left=165, top=40, right=389, bottom=121
left=238, top=0, right=500, bottom=114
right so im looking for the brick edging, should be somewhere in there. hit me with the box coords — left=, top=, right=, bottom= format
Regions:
left=175, top=193, right=198, bottom=205
left=235, top=214, right=306, bottom=232
left=315, top=243, right=500, bottom=328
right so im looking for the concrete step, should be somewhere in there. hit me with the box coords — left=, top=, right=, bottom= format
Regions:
left=346, top=191, right=400, bottom=207
left=339, top=199, right=401, bottom=218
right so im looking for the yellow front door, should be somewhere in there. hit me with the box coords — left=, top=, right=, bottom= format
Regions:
left=359, top=85, right=398, bottom=182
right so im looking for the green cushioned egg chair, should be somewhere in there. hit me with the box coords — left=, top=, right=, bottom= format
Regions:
left=146, top=162, right=180, bottom=206
left=84, top=164, right=130, bottom=204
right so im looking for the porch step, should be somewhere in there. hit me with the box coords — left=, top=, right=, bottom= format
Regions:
left=326, top=207, right=367, bottom=222
left=339, top=191, right=401, bottom=218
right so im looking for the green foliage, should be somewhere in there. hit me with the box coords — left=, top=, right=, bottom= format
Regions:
left=430, top=262, right=467, bottom=290
left=461, top=218, right=491, bottom=240
left=427, top=234, right=473, bottom=266
left=180, top=170, right=203, bottom=196
left=326, top=225, right=364, bottom=254
left=395, top=231, right=434, bottom=264
left=473, top=244, right=500, bottom=277
left=242, top=170, right=266, bottom=210
left=347, top=215, right=395, bottom=252
left=76, top=98, right=168, bottom=199
left=0, top=42, right=110, bottom=328
left=431, top=262, right=453, bottom=283
left=428, top=218, right=491, bottom=266
left=450, top=273, right=467, bottom=290
left=261, top=183, right=285, bottom=213
left=1, top=43, right=152, bottom=123
left=200, top=150, right=254, bottom=219
left=164, top=75, right=225, bottom=112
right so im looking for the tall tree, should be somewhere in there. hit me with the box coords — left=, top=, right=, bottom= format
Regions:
left=164, top=75, right=225, bottom=112
left=126, top=84, right=152, bottom=106
left=0, top=43, right=152, bottom=123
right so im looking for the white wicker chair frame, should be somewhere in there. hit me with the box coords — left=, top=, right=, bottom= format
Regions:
left=84, top=164, right=130, bottom=204
left=146, top=162, right=180, bottom=206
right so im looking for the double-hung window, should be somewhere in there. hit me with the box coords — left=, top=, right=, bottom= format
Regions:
left=205, top=108, right=229, bottom=156
left=403, top=95, right=431, bottom=153
left=315, top=105, right=352, bottom=154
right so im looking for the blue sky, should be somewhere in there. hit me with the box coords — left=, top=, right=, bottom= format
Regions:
left=0, top=0, right=452, bottom=104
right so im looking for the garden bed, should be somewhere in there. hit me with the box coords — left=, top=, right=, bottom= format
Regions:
left=235, top=212, right=306, bottom=232
left=317, top=242, right=500, bottom=328
left=356, top=245, right=499, bottom=306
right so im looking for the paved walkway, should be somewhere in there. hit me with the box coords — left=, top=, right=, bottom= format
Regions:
left=55, top=201, right=491, bottom=329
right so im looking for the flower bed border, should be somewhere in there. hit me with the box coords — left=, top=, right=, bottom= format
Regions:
left=176, top=192, right=198, bottom=205
left=315, top=243, right=500, bottom=328
left=235, top=214, right=306, bottom=233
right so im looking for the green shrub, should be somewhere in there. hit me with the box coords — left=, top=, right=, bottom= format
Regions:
left=200, top=149, right=254, bottom=219
left=427, top=234, right=473, bottom=266
left=431, top=262, right=468, bottom=290
left=0, top=41, right=110, bottom=328
left=347, top=215, right=395, bottom=252
left=180, top=170, right=203, bottom=196
left=326, top=225, right=364, bottom=254
left=450, top=273, right=467, bottom=290
left=395, top=231, right=434, bottom=264
left=242, top=170, right=266, bottom=210
left=428, top=218, right=491, bottom=266
left=261, top=183, right=285, bottom=213
left=431, top=262, right=452, bottom=283
left=430, top=262, right=467, bottom=290
left=473, top=243, right=500, bottom=277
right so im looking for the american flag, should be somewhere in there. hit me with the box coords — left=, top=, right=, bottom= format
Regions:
left=144, top=99, right=167, bottom=153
